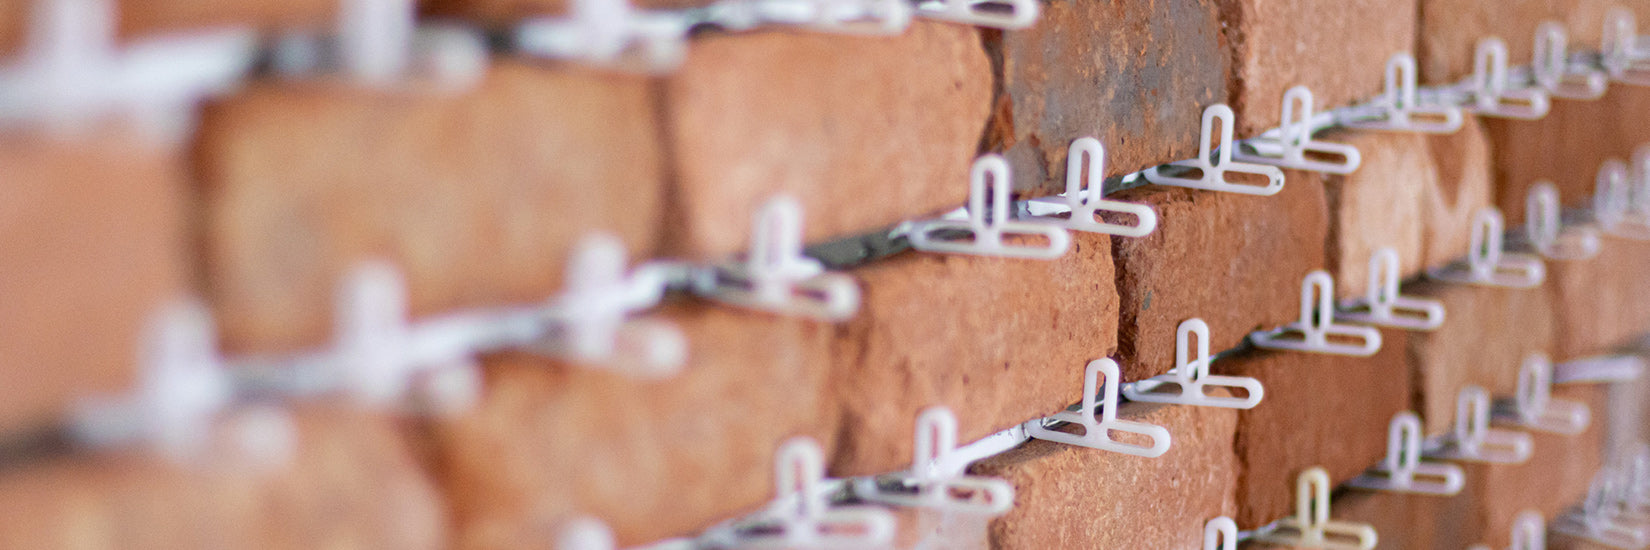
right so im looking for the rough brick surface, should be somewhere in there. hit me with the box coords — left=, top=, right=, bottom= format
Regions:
left=198, top=61, right=664, bottom=354
left=972, top=399, right=1240, bottom=549
left=986, top=0, right=1228, bottom=196
left=432, top=303, right=837, bottom=547
left=663, top=23, right=992, bottom=259
left=0, top=407, right=445, bottom=549
left=1545, top=236, right=1650, bottom=360
left=1422, top=117, right=1494, bottom=270
left=1406, top=281, right=1555, bottom=437
left=1213, top=328, right=1414, bottom=529
left=1487, top=86, right=1650, bottom=226
left=1416, top=384, right=1607, bottom=549
left=1316, top=129, right=1430, bottom=299
left=0, top=132, right=186, bottom=436
left=1417, top=1, right=1650, bottom=84
left=1217, top=0, right=1418, bottom=137
left=829, top=232, right=1119, bottom=476
left=1107, top=178, right=1330, bottom=381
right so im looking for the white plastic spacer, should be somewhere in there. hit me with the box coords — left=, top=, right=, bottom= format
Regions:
left=557, top=517, right=616, bottom=550
left=1526, top=181, right=1601, bottom=260
left=1251, top=271, right=1383, bottom=356
left=1144, top=104, right=1285, bottom=195
left=1602, top=8, right=1650, bottom=86
left=515, top=0, right=690, bottom=74
left=728, top=437, right=897, bottom=548
left=1338, top=53, right=1464, bottom=134
left=1346, top=411, right=1465, bottom=496
left=701, top=196, right=861, bottom=321
left=1552, top=470, right=1650, bottom=549
left=1500, top=353, right=1591, bottom=435
left=910, top=154, right=1072, bottom=259
left=1233, top=86, right=1363, bottom=174
left=1458, top=37, right=1551, bottom=119
left=853, top=406, right=1016, bottom=515
left=1024, top=137, right=1158, bottom=237
left=1253, top=467, right=1378, bottom=550
left=1204, top=516, right=1239, bottom=550
left=545, top=234, right=685, bottom=376
left=1027, top=358, right=1172, bottom=457
left=1122, top=318, right=1264, bottom=409
left=1338, top=248, right=1446, bottom=330
left=1428, top=386, right=1533, bottom=464
left=1596, top=158, right=1650, bottom=240
left=912, top=0, right=1038, bottom=30
left=1427, top=207, right=1546, bottom=288
left=1532, top=21, right=1608, bottom=100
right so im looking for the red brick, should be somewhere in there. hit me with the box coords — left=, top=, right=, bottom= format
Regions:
left=0, top=131, right=187, bottom=436
left=1213, top=328, right=1414, bottom=529
left=1406, top=281, right=1555, bottom=438
left=0, top=407, right=445, bottom=549
left=1217, top=0, right=1418, bottom=137
left=1415, top=383, right=1607, bottom=548
left=431, top=302, right=837, bottom=547
left=987, top=0, right=1228, bottom=196
left=661, top=22, right=992, bottom=259
left=197, top=60, right=664, bottom=354
left=1316, top=129, right=1430, bottom=299
left=829, top=232, right=1118, bottom=476
left=1107, top=175, right=1329, bottom=381
left=1421, top=116, right=1494, bottom=271
left=1482, top=87, right=1650, bottom=226
left=1417, top=1, right=1650, bottom=84
left=1544, top=235, right=1650, bottom=360
left=971, top=399, right=1240, bottom=549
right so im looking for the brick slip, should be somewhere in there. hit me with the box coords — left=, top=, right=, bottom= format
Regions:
left=661, top=22, right=992, bottom=260
left=1487, top=85, right=1650, bottom=226
left=1211, top=328, right=1413, bottom=529
left=1416, top=1, right=1650, bottom=85
left=986, top=0, right=1228, bottom=197
left=1421, top=116, right=1494, bottom=271
left=1544, top=235, right=1650, bottom=360
left=829, top=232, right=1119, bottom=477
left=1416, top=383, right=1608, bottom=549
left=0, top=132, right=186, bottom=436
left=1106, top=175, right=1330, bottom=381
left=198, top=60, right=664, bottom=354
left=971, top=398, right=1240, bottom=549
left=1216, top=0, right=1418, bottom=138
left=1406, top=280, right=1555, bottom=438
left=0, top=407, right=445, bottom=549
left=1316, top=129, right=1430, bottom=299
left=432, top=302, right=837, bottom=547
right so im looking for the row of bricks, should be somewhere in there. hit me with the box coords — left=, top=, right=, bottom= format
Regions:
left=7, top=89, right=1650, bottom=548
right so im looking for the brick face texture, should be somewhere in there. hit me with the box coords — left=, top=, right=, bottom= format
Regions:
left=986, top=0, right=1228, bottom=196
left=662, top=22, right=993, bottom=260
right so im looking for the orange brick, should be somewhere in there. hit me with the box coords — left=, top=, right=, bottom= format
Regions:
left=661, top=22, right=992, bottom=259
left=198, top=60, right=664, bottom=354
left=1406, top=281, right=1555, bottom=438
left=1421, top=116, right=1494, bottom=271
left=1417, top=0, right=1650, bottom=84
left=1315, top=129, right=1430, bottom=299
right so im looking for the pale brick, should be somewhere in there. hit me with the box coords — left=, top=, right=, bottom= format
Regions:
left=1406, top=281, right=1555, bottom=438
left=1422, top=116, right=1494, bottom=271
left=1316, top=129, right=1430, bottom=299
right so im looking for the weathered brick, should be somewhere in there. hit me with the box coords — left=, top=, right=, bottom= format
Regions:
left=1315, top=129, right=1430, bottom=299
left=198, top=60, right=664, bottom=354
left=662, top=22, right=992, bottom=259
left=986, top=0, right=1228, bottom=196
left=1107, top=176, right=1329, bottom=381
left=1217, top=0, right=1418, bottom=137
left=829, top=232, right=1118, bottom=476
left=0, top=132, right=186, bottom=436
left=971, top=399, right=1240, bottom=549
left=1406, top=281, right=1555, bottom=438
left=0, top=407, right=445, bottom=549
left=1421, top=116, right=1494, bottom=271
left=1213, top=328, right=1413, bottom=529
left=432, top=302, right=837, bottom=547
left=1415, top=383, right=1607, bottom=548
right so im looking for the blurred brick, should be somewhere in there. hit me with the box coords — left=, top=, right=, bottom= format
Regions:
left=426, top=0, right=706, bottom=20
left=1421, top=116, right=1493, bottom=270
left=198, top=60, right=664, bottom=354
left=1316, top=491, right=1455, bottom=550
left=1544, top=236, right=1650, bottom=360
left=662, top=22, right=991, bottom=259
left=1217, top=0, right=1417, bottom=137
left=1416, top=384, right=1607, bottom=549
left=829, top=232, right=1118, bottom=476
left=1317, top=129, right=1429, bottom=299
left=1406, top=281, right=1555, bottom=438
left=0, top=407, right=445, bottom=549
left=971, top=399, right=1240, bottom=549
left=987, top=0, right=1227, bottom=196
left=1213, top=328, right=1413, bottom=529
left=1487, top=86, right=1650, bottom=227
left=1107, top=177, right=1329, bottom=381
left=0, top=132, right=186, bottom=436
left=0, top=0, right=339, bottom=55
left=432, top=303, right=837, bottom=547
left=1417, top=0, right=1650, bottom=84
